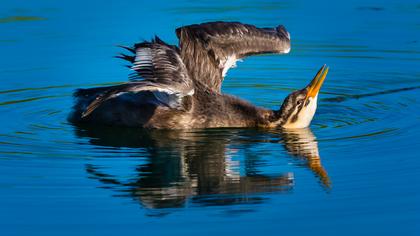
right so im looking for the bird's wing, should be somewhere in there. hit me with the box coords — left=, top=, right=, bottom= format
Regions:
left=81, top=38, right=194, bottom=118
left=176, top=21, right=291, bottom=92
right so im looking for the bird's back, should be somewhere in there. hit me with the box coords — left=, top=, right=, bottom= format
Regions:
left=69, top=83, right=271, bottom=129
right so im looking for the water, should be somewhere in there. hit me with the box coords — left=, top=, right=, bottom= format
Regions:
left=0, top=0, right=419, bottom=235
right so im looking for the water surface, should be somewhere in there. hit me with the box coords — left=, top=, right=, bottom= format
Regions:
left=0, top=0, right=419, bottom=235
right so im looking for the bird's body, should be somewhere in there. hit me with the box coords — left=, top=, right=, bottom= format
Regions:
left=70, top=21, right=328, bottom=129
left=72, top=81, right=273, bottom=129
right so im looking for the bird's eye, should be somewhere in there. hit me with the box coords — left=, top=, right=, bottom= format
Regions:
left=297, top=100, right=303, bottom=105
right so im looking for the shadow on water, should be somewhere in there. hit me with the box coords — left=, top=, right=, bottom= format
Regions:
left=74, top=125, right=330, bottom=210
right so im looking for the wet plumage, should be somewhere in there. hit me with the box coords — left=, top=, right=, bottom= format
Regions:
left=69, top=21, right=328, bottom=129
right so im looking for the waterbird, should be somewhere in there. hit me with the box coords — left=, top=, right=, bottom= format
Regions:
left=70, top=21, right=329, bottom=129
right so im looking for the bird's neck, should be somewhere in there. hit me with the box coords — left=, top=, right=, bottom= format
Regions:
left=264, top=109, right=287, bottom=128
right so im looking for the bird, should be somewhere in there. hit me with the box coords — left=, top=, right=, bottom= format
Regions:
left=69, top=21, right=329, bottom=129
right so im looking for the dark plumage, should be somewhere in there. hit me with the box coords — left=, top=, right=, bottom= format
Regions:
left=69, top=21, right=328, bottom=129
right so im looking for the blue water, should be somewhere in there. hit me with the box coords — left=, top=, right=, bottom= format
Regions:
left=0, top=0, right=419, bottom=235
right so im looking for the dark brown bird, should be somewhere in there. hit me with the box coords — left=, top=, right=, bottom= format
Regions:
left=69, top=21, right=329, bottom=129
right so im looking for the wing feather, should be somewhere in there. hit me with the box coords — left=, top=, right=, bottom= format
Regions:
left=176, top=21, right=291, bottom=92
left=82, top=38, right=193, bottom=118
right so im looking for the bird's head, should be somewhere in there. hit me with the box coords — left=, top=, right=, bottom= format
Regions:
left=273, top=65, right=329, bottom=129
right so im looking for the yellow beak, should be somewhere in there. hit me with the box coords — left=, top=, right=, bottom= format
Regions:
left=306, top=65, right=329, bottom=99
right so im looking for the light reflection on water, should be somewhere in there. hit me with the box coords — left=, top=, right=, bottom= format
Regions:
left=0, top=0, right=419, bottom=235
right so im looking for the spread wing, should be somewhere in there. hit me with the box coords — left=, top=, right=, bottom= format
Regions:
left=81, top=37, right=194, bottom=118
left=176, top=21, right=291, bottom=92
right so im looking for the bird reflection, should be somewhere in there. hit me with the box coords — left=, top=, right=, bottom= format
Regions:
left=75, top=125, right=330, bottom=209
left=279, top=128, right=331, bottom=188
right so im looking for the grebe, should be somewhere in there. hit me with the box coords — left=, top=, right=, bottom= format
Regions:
left=70, top=21, right=328, bottom=129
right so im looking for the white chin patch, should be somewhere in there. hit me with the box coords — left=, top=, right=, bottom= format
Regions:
left=282, top=95, right=318, bottom=129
